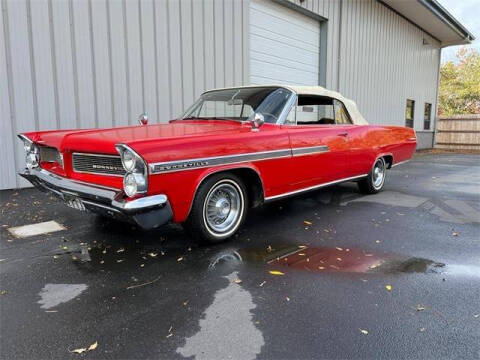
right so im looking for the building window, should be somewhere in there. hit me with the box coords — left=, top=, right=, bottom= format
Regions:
left=424, top=103, right=432, bottom=130
left=405, top=99, right=415, bottom=128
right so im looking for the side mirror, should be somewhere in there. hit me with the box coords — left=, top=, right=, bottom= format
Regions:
left=138, top=113, right=148, bottom=125
left=251, top=113, right=264, bottom=131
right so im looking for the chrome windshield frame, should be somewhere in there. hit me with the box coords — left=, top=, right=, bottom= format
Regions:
left=180, top=86, right=298, bottom=126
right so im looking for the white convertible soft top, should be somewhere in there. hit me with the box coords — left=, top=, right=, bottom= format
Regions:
left=205, top=84, right=368, bottom=125
left=282, top=85, right=368, bottom=125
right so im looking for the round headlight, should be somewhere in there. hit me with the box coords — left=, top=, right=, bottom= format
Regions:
left=25, top=152, right=39, bottom=170
left=122, top=150, right=136, bottom=172
left=124, top=173, right=138, bottom=197
left=24, top=141, right=33, bottom=153
left=123, top=173, right=147, bottom=197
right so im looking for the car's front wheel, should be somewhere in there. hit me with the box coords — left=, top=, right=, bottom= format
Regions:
left=183, top=173, right=248, bottom=244
left=358, top=157, right=387, bottom=194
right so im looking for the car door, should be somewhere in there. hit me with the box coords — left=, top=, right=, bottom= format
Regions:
left=281, top=96, right=350, bottom=189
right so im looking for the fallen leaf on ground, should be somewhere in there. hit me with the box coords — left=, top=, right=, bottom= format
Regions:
left=70, top=348, right=87, bottom=354
left=259, top=281, right=266, bottom=287
left=234, top=279, right=242, bottom=284
left=304, top=221, right=312, bottom=225
left=117, top=248, right=125, bottom=253
left=102, top=249, right=107, bottom=254
left=88, top=342, right=98, bottom=351
left=385, top=284, right=392, bottom=291
left=416, top=305, right=426, bottom=311
left=177, top=257, right=184, bottom=262
left=360, top=329, right=369, bottom=335
left=269, top=270, right=284, bottom=276
left=148, top=252, right=158, bottom=258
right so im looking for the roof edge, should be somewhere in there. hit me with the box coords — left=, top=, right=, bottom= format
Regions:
left=419, top=0, right=475, bottom=42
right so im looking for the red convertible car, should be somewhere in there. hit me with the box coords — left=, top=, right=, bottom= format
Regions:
left=19, top=85, right=416, bottom=243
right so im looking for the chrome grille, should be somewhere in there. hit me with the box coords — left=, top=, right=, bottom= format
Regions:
left=72, top=153, right=125, bottom=176
left=39, top=146, right=63, bottom=165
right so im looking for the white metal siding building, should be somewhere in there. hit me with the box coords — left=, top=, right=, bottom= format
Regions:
left=0, top=0, right=474, bottom=190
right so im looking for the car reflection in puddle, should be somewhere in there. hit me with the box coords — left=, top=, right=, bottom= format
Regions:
left=210, top=244, right=446, bottom=275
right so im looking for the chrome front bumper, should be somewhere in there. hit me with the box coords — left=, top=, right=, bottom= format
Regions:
left=20, top=168, right=172, bottom=230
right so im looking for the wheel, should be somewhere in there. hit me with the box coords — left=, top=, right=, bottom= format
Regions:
left=358, top=157, right=387, bottom=194
left=183, top=173, right=248, bottom=244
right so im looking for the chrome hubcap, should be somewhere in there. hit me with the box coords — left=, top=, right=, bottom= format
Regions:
left=204, top=182, right=242, bottom=234
left=373, top=159, right=385, bottom=188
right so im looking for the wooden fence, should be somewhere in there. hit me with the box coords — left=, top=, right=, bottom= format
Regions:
left=435, top=115, right=480, bottom=150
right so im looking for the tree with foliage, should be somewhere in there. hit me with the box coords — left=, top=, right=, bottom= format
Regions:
left=438, top=47, right=480, bottom=115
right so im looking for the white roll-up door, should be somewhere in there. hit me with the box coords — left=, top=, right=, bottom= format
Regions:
left=249, top=0, right=320, bottom=86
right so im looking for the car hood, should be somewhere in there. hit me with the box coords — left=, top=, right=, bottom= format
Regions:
left=26, top=120, right=250, bottom=155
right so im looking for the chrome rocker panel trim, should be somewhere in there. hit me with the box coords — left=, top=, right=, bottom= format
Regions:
left=264, top=174, right=368, bottom=201
left=19, top=168, right=172, bottom=230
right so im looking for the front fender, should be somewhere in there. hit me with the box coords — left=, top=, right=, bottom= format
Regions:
left=148, top=163, right=263, bottom=223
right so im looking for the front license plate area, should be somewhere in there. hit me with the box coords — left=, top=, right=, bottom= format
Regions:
left=65, top=196, right=86, bottom=211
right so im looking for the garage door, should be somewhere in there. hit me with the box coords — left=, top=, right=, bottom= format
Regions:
left=249, top=0, right=320, bottom=86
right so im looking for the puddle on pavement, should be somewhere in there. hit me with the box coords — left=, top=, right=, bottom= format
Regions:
left=210, top=244, right=446, bottom=275
left=38, top=283, right=88, bottom=309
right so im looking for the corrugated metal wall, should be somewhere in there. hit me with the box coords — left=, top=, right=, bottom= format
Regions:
left=1, top=0, right=441, bottom=189
left=0, top=0, right=249, bottom=189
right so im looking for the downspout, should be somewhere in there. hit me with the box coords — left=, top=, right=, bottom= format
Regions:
left=432, top=47, right=442, bottom=148
left=336, top=0, right=343, bottom=92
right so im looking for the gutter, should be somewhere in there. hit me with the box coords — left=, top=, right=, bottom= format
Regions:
left=418, top=0, right=476, bottom=43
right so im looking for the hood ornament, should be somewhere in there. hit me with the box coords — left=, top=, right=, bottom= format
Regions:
left=138, top=113, right=148, bottom=125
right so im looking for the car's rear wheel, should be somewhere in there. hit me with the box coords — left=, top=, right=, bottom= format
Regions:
left=358, top=157, right=387, bottom=194
left=183, top=173, right=248, bottom=244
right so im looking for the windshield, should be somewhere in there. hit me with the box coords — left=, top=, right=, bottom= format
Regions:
left=181, top=87, right=293, bottom=124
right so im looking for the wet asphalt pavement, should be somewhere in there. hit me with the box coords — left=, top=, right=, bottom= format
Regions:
left=1, top=152, right=479, bottom=359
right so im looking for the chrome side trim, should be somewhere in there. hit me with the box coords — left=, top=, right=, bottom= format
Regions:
left=264, top=174, right=368, bottom=201
left=292, top=145, right=329, bottom=157
left=150, top=148, right=292, bottom=174
left=150, top=146, right=330, bottom=174
left=391, top=159, right=410, bottom=168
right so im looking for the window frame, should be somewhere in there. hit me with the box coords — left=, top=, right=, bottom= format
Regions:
left=423, top=102, right=432, bottom=130
left=286, top=95, right=353, bottom=126
left=405, top=99, right=415, bottom=128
